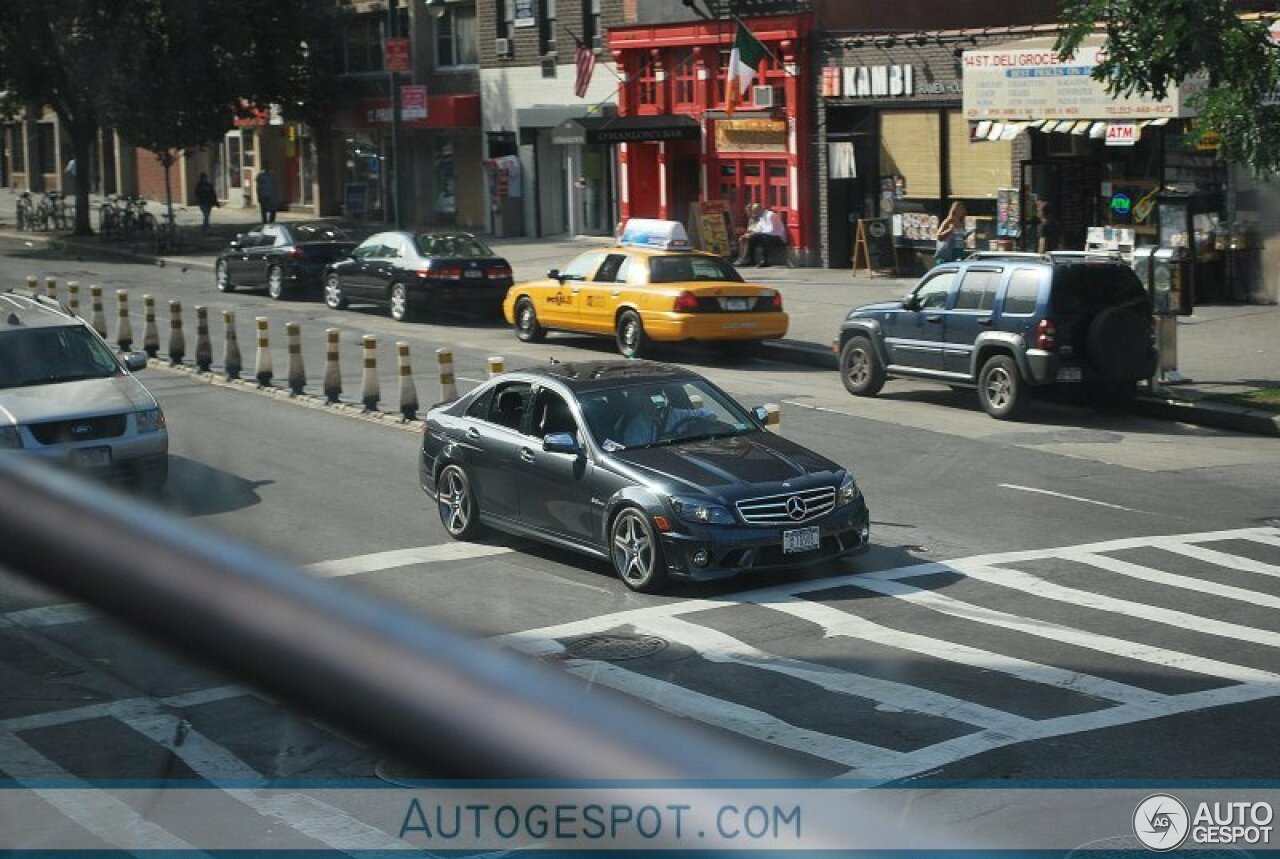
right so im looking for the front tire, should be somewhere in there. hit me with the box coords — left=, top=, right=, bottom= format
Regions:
left=267, top=265, right=286, bottom=300
left=978, top=354, right=1028, bottom=420
left=615, top=309, right=649, bottom=359
left=839, top=335, right=886, bottom=396
left=436, top=464, right=481, bottom=540
left=389, top=282, right=414, bottom=322
left=324, top=273, right=348, bottom=310
left=215, top=260, right=234, bottom=293
left=610, top=507, right=666, bottom=593
left=514, top=297, right=546, bottom=342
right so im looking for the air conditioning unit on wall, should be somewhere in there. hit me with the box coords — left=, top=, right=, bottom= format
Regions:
left=494, top=37, right=512, bottom=59
left=751, top=85, right=776, bottom=108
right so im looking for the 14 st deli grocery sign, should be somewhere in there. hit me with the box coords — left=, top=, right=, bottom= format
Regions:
left=962, top=40, right=1203, bottom=121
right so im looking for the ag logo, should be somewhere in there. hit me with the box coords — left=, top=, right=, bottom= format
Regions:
left=1133, top=794, right=1189, bottom=851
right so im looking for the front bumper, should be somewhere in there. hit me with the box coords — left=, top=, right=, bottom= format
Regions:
left=659, top=497, right=870, bottom=582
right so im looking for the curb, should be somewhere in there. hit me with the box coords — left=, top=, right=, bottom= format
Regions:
left=1132, top=395, right=1280, bottom=437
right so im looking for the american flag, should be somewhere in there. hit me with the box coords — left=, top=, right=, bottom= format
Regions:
left=574, top=39, right=597, bottom=98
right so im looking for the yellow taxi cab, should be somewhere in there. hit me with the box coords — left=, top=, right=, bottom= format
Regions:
left=502, top=219, right=788, bottom=358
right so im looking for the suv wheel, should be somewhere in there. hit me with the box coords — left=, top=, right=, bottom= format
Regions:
left=839, top=335, right=886, bottom=397
left=978, top=354, right=1028, bottom=420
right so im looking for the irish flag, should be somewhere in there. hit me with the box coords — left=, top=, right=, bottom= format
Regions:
left=725, top=21, right=766, bottom=116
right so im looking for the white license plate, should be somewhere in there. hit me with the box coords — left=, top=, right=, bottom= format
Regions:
left=465, top=269, right=484, bottom=279
left=783, top=526, right=821, bottom=554
left=725, top=298, right=749, bottom=311
left=1056, top=366, right=1083, bottom=382
left=70, top=446, right=111, bottom=468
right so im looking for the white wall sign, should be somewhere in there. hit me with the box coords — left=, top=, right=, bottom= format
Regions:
left=962, top=40, right=1196, bottom=120
left=514, top=0, right=536, bottom=27
left=837, top=65, right=914, bottom=98
left=1105, top=122, right=1138, bottom=146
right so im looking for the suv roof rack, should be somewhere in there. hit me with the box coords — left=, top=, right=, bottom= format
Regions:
left=1046, top=250, right=1128, bottom=263
left=963, top=251, right=1048, bottom=261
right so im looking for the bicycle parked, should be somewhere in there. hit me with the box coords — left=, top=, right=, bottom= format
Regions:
left=14, top=191, right=34, bottom=231
left=98, top=194, right=123, bottom=239
left=37, top=190, right=70, bottom=231
left=152, top=209, right=183, bottom=253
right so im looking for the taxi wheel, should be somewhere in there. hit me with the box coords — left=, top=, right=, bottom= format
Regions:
left=514, top=297, right=546, bottom=342
left=616, top=310, right=649, bottom=359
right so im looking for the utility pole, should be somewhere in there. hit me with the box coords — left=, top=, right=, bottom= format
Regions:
left=386, top=0, right=404, bottom=228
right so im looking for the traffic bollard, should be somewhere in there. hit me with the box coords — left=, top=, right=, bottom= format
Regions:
left=437, top=348, right=457, bottom=402
left=44, top=276, right=57, bottom=301
left=168, top=300, right=185, bottom=366
left=67, top=282, right=81, bottom=317
left=223, top=311, right=242, bottom=381
left=116, top=290, right=133, bottom=352
left=194, top=306, right=212, bottom=372
left=397, top=342, right=419, bottom=421
left=90, top=285, right=107, bottom=337
left=361, top=335, right=380, bottom=411
left=763, top=403, right=781, bottom=433
left=141, top=295, right=159, bottom=357
left=286, top=322, right=305, bottom=396
left=254, top=317, right=273, bottom=387
left=322, top=328, right=342, bottom=404
left=488, top=356, right=504, bottom=378
left=26, top=275, right=37, bottom=299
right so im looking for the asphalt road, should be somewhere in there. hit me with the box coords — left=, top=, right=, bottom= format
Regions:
left=3, top=244, right=1280, bottom=849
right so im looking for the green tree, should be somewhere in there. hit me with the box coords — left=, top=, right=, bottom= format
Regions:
left=1057, top=0, right=1280, bottom=176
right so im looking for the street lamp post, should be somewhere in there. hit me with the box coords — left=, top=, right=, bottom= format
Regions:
left=387, top=0, right=403, bottom=229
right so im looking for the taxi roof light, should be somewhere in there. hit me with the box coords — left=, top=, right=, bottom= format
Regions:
left=618, top=218, right=692, bottom=251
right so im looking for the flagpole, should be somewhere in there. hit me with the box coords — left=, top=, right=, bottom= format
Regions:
left=725, top=13, right=799, bottom=80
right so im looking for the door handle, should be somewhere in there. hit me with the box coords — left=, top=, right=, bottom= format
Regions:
left=570, top=288, right=581, bottom=294
left=466, top=427, right=480, bottom=439
left=520, top=448, right=535, bottom=463
left=978, top=317, right=994, bottom=327
left=924, top=314, right=942, bottom=323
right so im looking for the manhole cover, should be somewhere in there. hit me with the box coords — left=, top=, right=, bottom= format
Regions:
left=564, top=634, right=667, bottom=660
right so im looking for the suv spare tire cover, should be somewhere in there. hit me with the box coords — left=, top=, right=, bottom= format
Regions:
left=1086, top=306, right=1154, bottom=381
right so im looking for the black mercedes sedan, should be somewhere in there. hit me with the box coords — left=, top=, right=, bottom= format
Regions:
left=419, top=360, right=870, bottom=592
left=323, top=230, right=514, bottom=322
left=215, top=222, right=358, bottom=300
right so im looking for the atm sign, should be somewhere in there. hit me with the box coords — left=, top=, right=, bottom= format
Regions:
left=1106, top=122, right=1138, bottom=146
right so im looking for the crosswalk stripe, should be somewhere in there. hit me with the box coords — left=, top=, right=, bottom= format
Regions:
left=305, top=542, right=513, bottom=577
left=635, top=614, right=1036, bottom=736
left=1155, top=542, right=1280, bottom=578
left=950, top=559, right=1280, bottom=653
left=120, top=712, right=409, bottom=852
left=0, top=733, right=203, bottom=852
left=1066, top=550, right=1280, bottom=609
left=558, top=657, right=904, bottom=771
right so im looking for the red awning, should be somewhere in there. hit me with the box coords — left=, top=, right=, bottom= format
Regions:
left=335, top=95, right=481, bottom=130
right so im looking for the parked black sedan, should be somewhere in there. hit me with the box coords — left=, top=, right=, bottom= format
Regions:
left=215, top=223, right=357, bottom=300
left=323, top=231, right=514, bottom=321
left=419, top=360, right=870, bottom=592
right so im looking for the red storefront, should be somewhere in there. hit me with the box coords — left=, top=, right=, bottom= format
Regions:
left=608, top=14, right=815, bottom=263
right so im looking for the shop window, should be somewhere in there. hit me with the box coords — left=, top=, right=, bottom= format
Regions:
left=437, top=5, right=477, bottom=67
left=670, top=49, right=695, bottom=107
left=880, top=111, right=940, bottom=200
left=948, top=111, right=1011, bottom=199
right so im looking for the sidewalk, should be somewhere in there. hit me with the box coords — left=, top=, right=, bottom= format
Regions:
left=1, top=187, right=1276, bottom=436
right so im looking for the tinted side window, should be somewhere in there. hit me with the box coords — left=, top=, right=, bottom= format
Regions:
left=464, top=387, right=495, bottom=420
left=1002, top=268, right=1043, bottom=315
left=487, top=381, right=532, bottom=431
left=954, top=269, right=1001, bottom=311
left=593, top=254, right=629, bottom=283
left=914, top=271, right=956, bottom=310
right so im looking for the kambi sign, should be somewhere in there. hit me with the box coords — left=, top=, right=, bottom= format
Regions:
left=1106, top=122, right=1138, bottom=146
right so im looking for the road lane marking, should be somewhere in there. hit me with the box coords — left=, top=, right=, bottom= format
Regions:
left=304, top=542, right=513, bottom=577
left=998, top=483, right=1151, bottom=513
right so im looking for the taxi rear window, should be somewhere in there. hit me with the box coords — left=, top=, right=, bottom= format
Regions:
left=648, top=256, right=742, bottom=284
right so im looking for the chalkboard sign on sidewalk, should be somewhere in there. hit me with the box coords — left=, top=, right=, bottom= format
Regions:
left=852, top=217, right=897, bottom=277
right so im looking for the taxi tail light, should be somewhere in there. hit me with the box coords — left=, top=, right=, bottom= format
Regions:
left=486, top=265, right=512, bottom=279
left=1034, top=318, right=1057, bottom=351
left=770, top=292, right=783, bottom=311
left=673, top=290, right=699, bottom=312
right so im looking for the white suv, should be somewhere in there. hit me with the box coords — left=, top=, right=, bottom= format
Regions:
left=0, top=291, right=168, bottom=488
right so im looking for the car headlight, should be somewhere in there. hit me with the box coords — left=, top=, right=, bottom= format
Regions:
left=836, top=473, right=861, bottom=507
left=0, top=426, right=23, bottom=449
left=136, top=408, right=166, bottom=434
left=669, top=495, right=736, bottom=525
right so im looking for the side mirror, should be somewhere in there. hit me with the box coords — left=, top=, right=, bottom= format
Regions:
left=124, top=351, right=148, bottom=371
left=543, top=432, right=581, bottom=455
left=229, top=235, right=243, bottom=249
left=902, top=294, right=918, bottom=311
left=547, top=269, right=563, bottom=282
left=751, top=406, right=769, bottom=423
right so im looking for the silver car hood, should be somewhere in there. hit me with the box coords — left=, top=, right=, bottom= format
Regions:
left=0, top=376, right=155, bottom=424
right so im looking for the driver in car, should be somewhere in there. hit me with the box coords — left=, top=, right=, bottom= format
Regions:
left=618, top=390, right=715, bottom=448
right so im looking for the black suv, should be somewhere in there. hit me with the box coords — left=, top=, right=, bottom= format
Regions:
left=835, top=252, right=1157, bottom=419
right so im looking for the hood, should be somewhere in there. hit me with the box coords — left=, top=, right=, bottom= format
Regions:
left=0, top=376, right=155, bottom=425
left=850, top=300, right=904, bottom=316
left=609, top=430, right=843, bottom=502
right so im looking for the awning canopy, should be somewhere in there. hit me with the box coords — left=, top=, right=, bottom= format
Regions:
left=552, top=115, right=701, bottom=146
left=962, top=36, right=1203, bottom=122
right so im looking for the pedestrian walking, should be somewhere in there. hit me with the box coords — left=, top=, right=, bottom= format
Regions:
left=933, top=201, right=968, bottom=266
left=1036, top=199, right=1063, bottom=253
left=195, top=172, right=219, bottom=234
left=255, top=166, right=279, bottom=224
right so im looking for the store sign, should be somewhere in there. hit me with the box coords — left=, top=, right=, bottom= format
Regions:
left=962, top=42, right=1197, bottom=120
left=401, top=85, right=427, bottom=121
left=825, top=65, right=915, bottom=99
left=513, top=0, right=536, bottom=27
left=384, top=37, right=410, bottom=73
left=714, top=118, right=787, bottom=152
left=1105, top=122, right=1138, bottom=146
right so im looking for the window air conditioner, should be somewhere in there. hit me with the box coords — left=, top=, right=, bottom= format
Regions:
left=494, top=37, right=512, bottom=58
left=751, top=85, right=775, bottom=108
left=591, top=34, right=604, bottom=50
